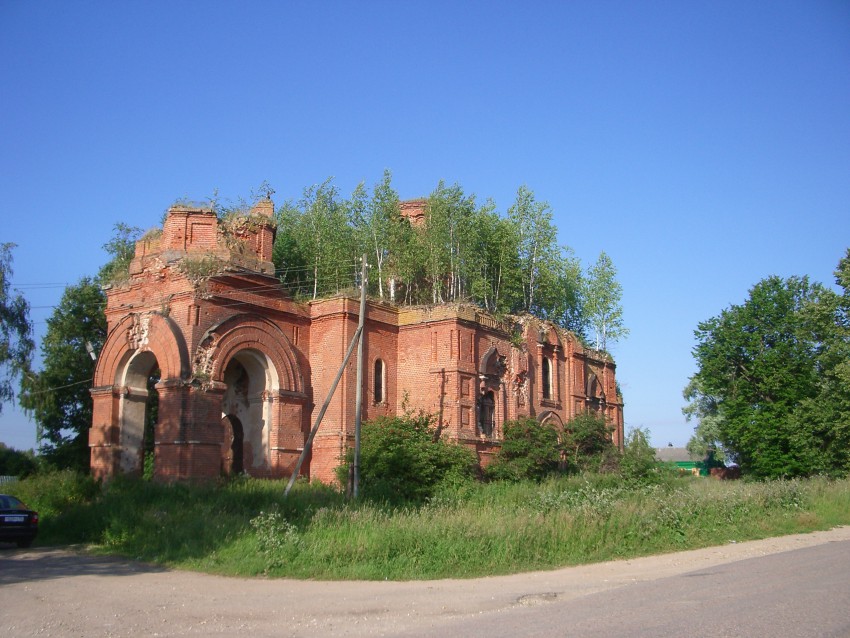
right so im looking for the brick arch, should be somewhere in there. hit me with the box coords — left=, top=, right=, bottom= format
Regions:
left=478, top=345, right=506, bottom=377
left=94, top=311, right=191, bottom=387
left=540, top=324, right=564, bottom=350
left=538, top=410, right=564, bottom=429
left=586, top=371, right=605, bottom=402
left=196, top=314, right=304, bottom=394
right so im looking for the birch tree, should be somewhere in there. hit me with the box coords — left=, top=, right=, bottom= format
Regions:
left=584, top=251, right=628, bottom=351
left=349, top=170, right=400, bottom=300
left=507, top=186, right=559, bottom=315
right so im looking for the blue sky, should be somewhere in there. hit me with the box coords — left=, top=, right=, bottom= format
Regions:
left=1, top=1, right=849, bottom=451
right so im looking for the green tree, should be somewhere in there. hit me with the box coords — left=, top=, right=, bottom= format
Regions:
left=562, top=411, right=615, bottom=472
left=18, top=225, right=140, bottom=470
left=340, top=414, right=477, bottom=504
left=545, top=248, right=586, bottom=335
left=794, top=249, right=850, bottom=475
left=485, top=417, right=561, bottom=481
left=277, top=179, right=356, bottom=300
left=420, top=182, right=478, bottom=304
left=20, top=278, right=106, bottom=471
left=682, top=376, right=727, bottom=464
left=98, top=223, right=142, bottom=284
left=619, top=427, right=658, bottom=480
left=348, top=170, right=401, bottom=300
left=584, top=251, right=628, bottom=352
left=0, top=243, right=34, bottom=414
left=507, top=186, right=561, bottom=315
left=466, top=205, right=522, bottom=314
left=690, top=273, right=846, bottom=478
left=0, top=442, right=38, bottom=477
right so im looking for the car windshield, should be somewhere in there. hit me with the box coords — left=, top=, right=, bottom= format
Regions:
left=0, top=495, right=24, bottom=510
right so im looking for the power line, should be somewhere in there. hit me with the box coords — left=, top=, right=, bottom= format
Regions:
left=22, top=378, right=94, bottom=396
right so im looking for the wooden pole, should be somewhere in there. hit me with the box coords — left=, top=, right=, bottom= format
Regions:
left=284, top=324, right=363, bottom=498
left=353, top=255, right=368, bottom=499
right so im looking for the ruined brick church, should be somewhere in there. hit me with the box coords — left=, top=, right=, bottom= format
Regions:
left=89, top=199, right=623, bottom=483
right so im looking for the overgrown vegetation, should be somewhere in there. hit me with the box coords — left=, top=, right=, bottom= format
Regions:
left=273, top=174, right=626, bottom=347
left=12, top=469, right=850, bottom=580
left=336, top=414, right=478, bottom=504
left=484, top=413, right=648, bottom=481
left=0, top=442, right=38, bottom=477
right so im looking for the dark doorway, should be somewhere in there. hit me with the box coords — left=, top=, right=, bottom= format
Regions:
left=478, top=391, right=495, bottom=438
left=142, top=367, right=160, bottom=480
left=222, top=414, right=245, bottom=475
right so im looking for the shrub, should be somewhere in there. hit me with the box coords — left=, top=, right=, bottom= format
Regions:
left=562, top=412, right=617, bottom=472
left=620, top=427, right=659, bottom=480
left=0, top=443, right=39, bottom=478
left=486, top=418, right=561, bottom=481
left=340, top=414, right=478, bottom=504
left=250, top=507, right=304, bottom=570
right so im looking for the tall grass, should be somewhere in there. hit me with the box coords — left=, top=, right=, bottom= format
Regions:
left=12, top=471, right=850, bottom=580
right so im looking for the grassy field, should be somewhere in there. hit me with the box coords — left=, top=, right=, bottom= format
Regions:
left=11, top=471, right=850, bottom=580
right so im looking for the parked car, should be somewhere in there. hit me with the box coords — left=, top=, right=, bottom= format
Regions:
left=0, top=494, right=38, bottom=548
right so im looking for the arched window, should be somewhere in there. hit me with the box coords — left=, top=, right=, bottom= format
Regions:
left=542, top=356, right=552, bottom=400
left=374, top=358, right=385, bottom=403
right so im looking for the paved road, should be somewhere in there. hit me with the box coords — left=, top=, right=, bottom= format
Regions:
left=2, top=527, right=849, bottom=637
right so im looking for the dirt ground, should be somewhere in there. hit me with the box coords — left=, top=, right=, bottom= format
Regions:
left=2, top=526, right=849, bottom=637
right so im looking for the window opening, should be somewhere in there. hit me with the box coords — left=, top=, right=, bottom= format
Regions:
left=479, top=391, right=495, bottom=437
left=374, top=359, right=385, bottom=403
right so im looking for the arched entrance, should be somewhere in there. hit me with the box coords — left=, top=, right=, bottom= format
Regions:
left=539, top=411, right=567, bottom=471
left=117, top=350, right=161, bottom=476
left=220, top=349, right=278, bottom=476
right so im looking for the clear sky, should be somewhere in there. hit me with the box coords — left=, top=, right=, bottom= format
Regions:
left=1, top=1, right=848, bottom=451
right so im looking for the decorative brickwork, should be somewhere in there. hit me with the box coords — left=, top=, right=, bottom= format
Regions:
left=90, top=200, right=624, bottom=483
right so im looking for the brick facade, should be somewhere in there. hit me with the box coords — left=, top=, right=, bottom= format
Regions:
left=90, top=201, right=624, bottom=483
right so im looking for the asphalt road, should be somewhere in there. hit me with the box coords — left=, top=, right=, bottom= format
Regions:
left=2, top=527, right=849, bottom=637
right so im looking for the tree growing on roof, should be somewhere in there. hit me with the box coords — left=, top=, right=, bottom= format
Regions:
left=584, top=251, right=628, bottom=352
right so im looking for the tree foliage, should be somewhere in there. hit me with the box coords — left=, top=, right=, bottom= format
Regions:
left=0, top=243, right=34, bottom=415
left=485, top=418, right=562, bottom=481
left=561, top=411, right=616, bottom=472
left=486, top=413, right=618, bottom=481
left=688, top=252, right=850, bottom=478
left=0, top=442, right=38, bottom=477
left=619, top=427, right=658, bottom=480
left=98, top=223, right=142, bottom=285
left=682, top=377, right=727, bottom=464
left=18, top=225, right=139, bottom=471
left=20, top=278, right=106, bottom=471
left=584, top=251, right=628, bottom=352
left=339, top=414, right=478, bottom=504
left=271, top=176, right=616, bottom=337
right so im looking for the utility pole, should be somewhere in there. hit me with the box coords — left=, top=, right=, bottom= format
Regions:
left=284, top=256, right=369, bottom=499
left=353, top=255, right=367, bottom=499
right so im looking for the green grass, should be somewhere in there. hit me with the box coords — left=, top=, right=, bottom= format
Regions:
left=11, top=471, right=850, bottom=580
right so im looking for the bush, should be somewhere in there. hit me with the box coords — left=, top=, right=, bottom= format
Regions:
left=620, top=427, right=659, bottom=480
left=562, top=412, right=617, bottom=472
left=340, top=414, right=478, bottom=504
left=485, top=418, right=561, bottom=481
left=0, top=443, right=39, bottom=478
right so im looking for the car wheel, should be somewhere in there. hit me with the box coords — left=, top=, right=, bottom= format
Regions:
left=16, top=538, right=33, bottom=548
